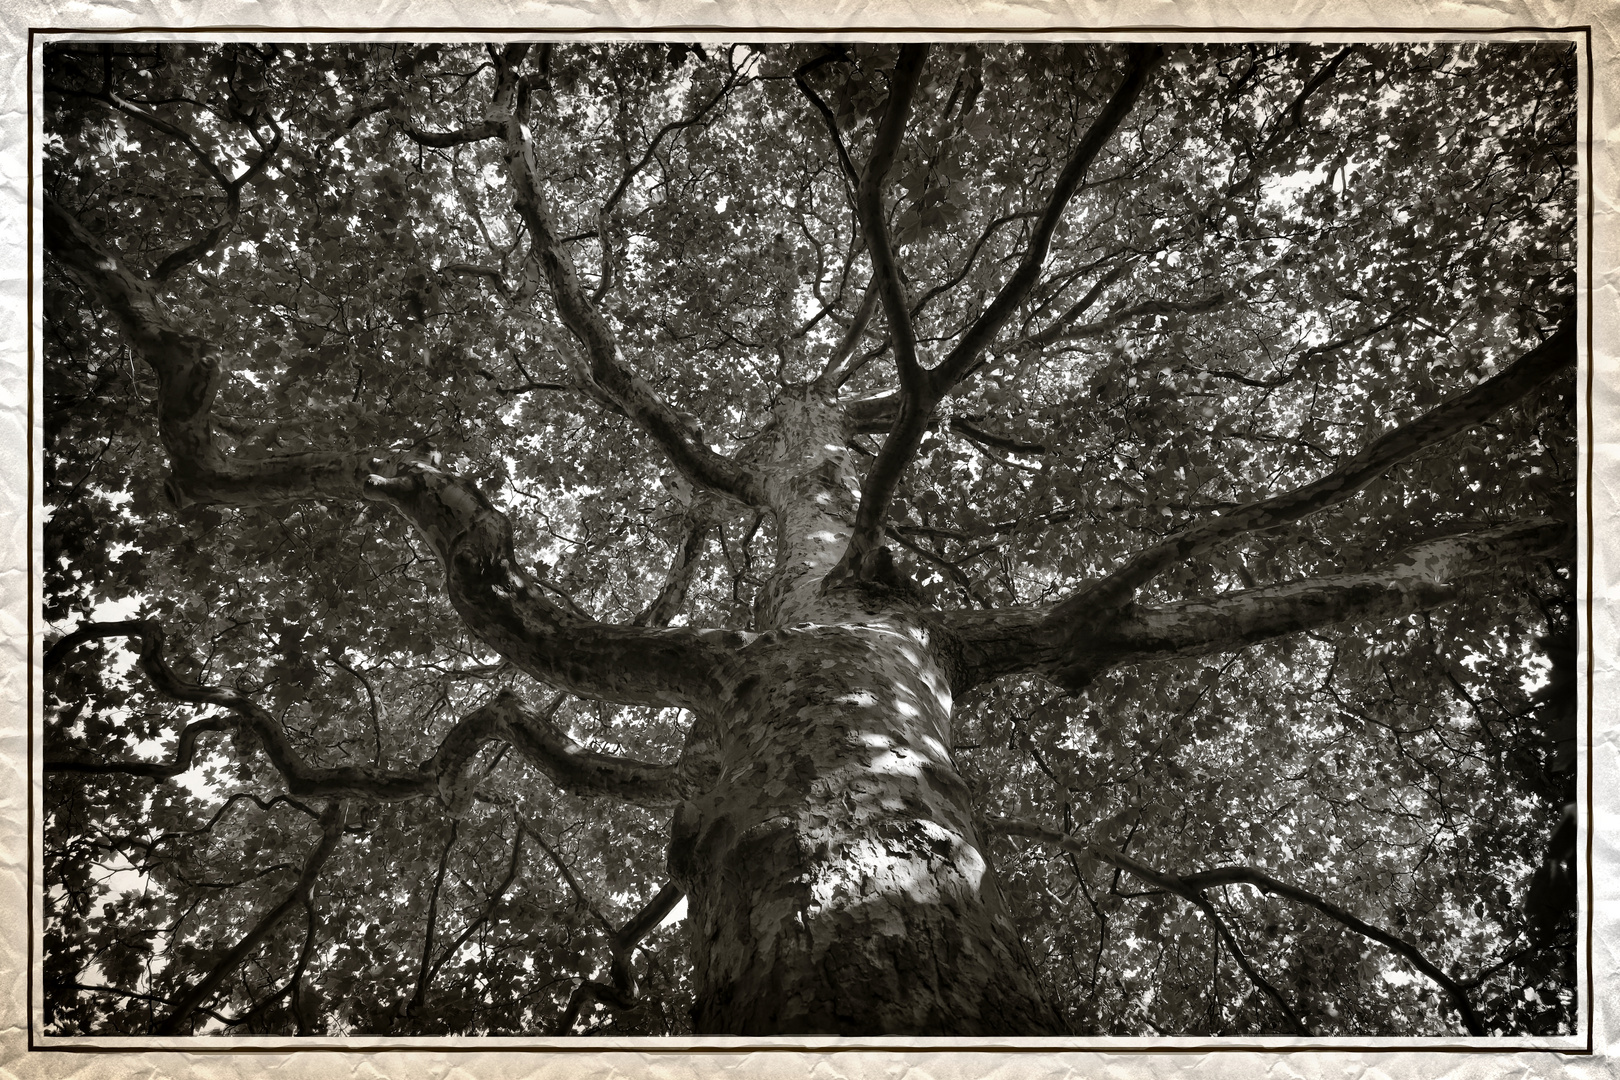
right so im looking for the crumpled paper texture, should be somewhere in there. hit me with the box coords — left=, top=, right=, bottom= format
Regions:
left=0, top=1, right=1615, bottom=1076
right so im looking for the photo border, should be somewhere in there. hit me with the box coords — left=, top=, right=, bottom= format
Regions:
left=13, top=12, right=1607, bottom=1071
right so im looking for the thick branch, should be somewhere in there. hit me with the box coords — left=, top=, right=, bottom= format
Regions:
left=1091, top=519, right=1569, bottom=671
left=46, top=622, right=687, bottom=806
left=363, top=460, right=737, bottom=710
left=940, top=516, right=1569, bottom=691
left=485, top=692, right=684, bottom=805
left=46, top=196, right=369, bottom=508
left=990, top=817, right=1483, bottom=1036
left=397, top=117, right=503, bottom=147
left=155, top=800, right=346, bottom=1035
left=46, top=716, right=231, bottom=780
left=819, top=49, right=934, bottom=585
left=1049, top=320, right=1575, bottom=623
left=53, top=163, right=728, bottom=711
left=950, top=416, right=1046, bottom=455
left=794, top=52, right=861, bottom=192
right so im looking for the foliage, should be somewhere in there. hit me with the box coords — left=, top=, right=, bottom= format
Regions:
left=42, top=39, right=1576, bottom=1037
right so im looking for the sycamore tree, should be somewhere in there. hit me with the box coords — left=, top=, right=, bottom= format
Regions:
left=40, top=39, right=1578, bottom=1039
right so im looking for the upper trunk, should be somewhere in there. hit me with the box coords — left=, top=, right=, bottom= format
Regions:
left=665, top=387, right=1065, bottom=1035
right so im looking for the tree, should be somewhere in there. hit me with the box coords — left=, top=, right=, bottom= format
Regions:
left=39, top=39, right=1579, bottom=1038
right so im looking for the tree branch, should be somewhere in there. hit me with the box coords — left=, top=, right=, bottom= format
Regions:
left=1018, top=262, right=1130, bottom=349
left=442, top=261, right=512, bottom=300
left=553, top=881, right=684, bottom=1034
left=1087, top=518, right=1570, bottom=673
left=397, top=117, right=503, bottom=147
left=46, top=716, right=231, bottom=781
left=1013, top=46, right=1353, bottom=366
left=61, top=981, right=233, bottom=1026
left=633, top=518, right=709, bottom=627
left=46, top=621, right=688, bottom=806
left=856, top=45, right=929, bottom=396
left=46, top=196, right=370, bottom=508
left=831, top=46, right=1159, bottom=587
left=496, top=62, right=767, bottom=508
left=1047, top=319, right=1575, bottom=627
left=910, top=210, right=1044, bottom=322
left=600, top=68, right=740, bottom=221
left=155, top=800, right=346, bottom=1035
left=939, top=516, right=1570, bottom=691
left=1229, top=47, right=1358, bottom=205
left=52, top=157, right=734, bottom=712
left=950, top=416, right=1047, bottom=455
left=929, top=45, right=1162, bottom=396
left=1176, top=863, right=1483, bottom=1034
left=819, top=48, right=937, bottom=586
left=1185, top=889, right=1311, bottom=1034
left=1026, top=287, right=1230, bottom=351
left=989, top=817, right=1483, bottom=1035
left=219, top=895, right=320, bottom=1032
left=409, top=819, right=459, bottom=1017
left=813, top=278, right=881, bottom=394
left=362, top=460, right=737, bottom=710
left=50, top=68, right=279, bottom=280
left=423, top=823, right=526, bottom=997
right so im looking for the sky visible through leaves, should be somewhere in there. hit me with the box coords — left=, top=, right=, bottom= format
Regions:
left=40, top=39, right=1578, bottom=1038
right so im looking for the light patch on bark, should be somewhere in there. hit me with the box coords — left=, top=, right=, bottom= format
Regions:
left=671, top=611, right=1064, bottom=1034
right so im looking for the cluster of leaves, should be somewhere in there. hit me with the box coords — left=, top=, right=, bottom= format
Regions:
left=960, top=565, right=1575, bottom=1035
left=42, top=39, right=1575, bottom=1036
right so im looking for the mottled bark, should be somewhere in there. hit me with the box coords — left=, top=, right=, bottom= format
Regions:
left=656, top=380, right=1065, bottom=1034
left=939, top=516, right=1571, bottom=690
left=671, top=608, right=1065, bottom=1034
left=47, top=43, right=1572, bottom=1038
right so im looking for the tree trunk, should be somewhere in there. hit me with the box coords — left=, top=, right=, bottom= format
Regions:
left=669, top=598, right=1066, bottom=1035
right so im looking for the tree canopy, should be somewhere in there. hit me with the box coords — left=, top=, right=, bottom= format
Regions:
left=41, top=39, right=1578, bottom=1038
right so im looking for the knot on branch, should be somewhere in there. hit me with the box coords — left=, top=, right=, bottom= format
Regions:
left=822, top=544, right=927, bottom=607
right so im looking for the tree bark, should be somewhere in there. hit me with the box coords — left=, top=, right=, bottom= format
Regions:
left=657, top=383, right=1065, bottom=1034
left=670, top=604, right=1066, bottom=1035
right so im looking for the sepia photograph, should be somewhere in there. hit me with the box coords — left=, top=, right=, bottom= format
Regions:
left=37, top=36, right=1581, bottom=1042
